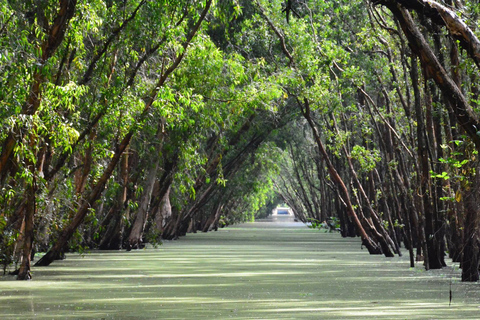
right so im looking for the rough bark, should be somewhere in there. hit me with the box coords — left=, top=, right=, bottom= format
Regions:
left=411, top=52, right=436, bottom=269
left=381, top=0, right=480, bottom=69
left=332, top=115, right=396, bottom=256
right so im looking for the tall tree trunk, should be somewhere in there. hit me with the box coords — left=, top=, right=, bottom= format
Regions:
left=127, top=157, right=160, bottom=249
left=411, top=54, right=435, bottom=269
left=0, top=0, right=78, bottom=182
left=127, top=123, right=165, bottom=250
left=153, top=185, right=172, bottom=233
left=16, top=177, right=36, bottom=280
left=98, top=150, right=129, bottom=250
left=333, top=115, right=396, bottom=256
left=202, top=203, right=223, bottom=232
left=461, top=161, right=480, bottom=281
left=380, top=2, right=480, bottom=148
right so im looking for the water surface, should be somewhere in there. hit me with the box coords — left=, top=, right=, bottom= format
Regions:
left=1, top=216, right=479, bottom=319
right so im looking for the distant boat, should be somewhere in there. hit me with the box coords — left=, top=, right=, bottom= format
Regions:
left=272, top=207, right=293, bottom=216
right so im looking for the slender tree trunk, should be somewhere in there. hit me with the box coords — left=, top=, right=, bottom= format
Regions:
left=202, top=203, right=223, bottom=232
left=461, top=161, right=480, bottom=281
left=74, top=127, right=96, bottom=195
left=162, top=207, right=185, bottom=240
left=382, top=3, right=480, bottom=148
left=98, top=150, right=129, bottom=250
left=411, top=54, right=435, bottom=269
left=16, top=177, right=36, bottom=280
left=128, top=158, right=160, bottom=249
left=0, top=0, right=78, bottom=182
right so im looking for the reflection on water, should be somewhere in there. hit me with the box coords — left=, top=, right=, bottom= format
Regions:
left=1, top=219, right=479, bottom=319
left=238, top=214, right=302, bottom=228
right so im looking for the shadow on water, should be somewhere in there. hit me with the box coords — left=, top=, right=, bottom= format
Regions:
left=1, top=216, right=480, bottom=319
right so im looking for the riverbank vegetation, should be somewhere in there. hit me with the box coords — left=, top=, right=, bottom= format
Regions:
left=1, top=0, right=480, bottom=282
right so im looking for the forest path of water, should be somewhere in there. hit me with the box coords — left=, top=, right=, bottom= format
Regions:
left=1, top=216, right=480, bottom=319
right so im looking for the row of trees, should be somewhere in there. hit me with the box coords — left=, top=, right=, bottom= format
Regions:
left=267, top=0, right=480, bottom=281
left=1, top=0, right=480, bottom=283
left=0, top=0, right=285, bottom=279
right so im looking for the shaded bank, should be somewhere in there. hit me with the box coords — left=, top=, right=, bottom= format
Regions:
left=1, top=219, right=479, bottom=319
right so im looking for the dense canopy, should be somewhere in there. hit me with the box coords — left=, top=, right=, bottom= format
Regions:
left=1, top=0, right=480, bottom=283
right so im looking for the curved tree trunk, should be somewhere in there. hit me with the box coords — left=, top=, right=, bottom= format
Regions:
left=0, top=0, right=78, bottom=182
left=202, top=203, right=223, bottom=233
left=378, top=1, right=480, bottom=149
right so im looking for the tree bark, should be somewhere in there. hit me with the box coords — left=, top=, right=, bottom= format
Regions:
left=202, top=203, right=223, bottom=233
left=98, top=150, right=129, bottom=250
left=153, top=185, right=172, bottom=233
left=332, top=115, right=396, bottom=256
left=16, top=180, right=35, bottom=280
left=127, top=156, right=160, bottom=249
left=461, top=162, right=480, bottom=282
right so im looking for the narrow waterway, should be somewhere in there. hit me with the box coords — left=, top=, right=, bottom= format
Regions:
left=1, top=216, right=479, bottom=319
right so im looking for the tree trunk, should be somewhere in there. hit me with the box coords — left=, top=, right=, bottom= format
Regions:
left=333, top=115, right=396, bottom=256
left=98, top=150, right=129, bottom=250
left=411, top=54, right=439, bottom=269
left=153, top=185, right=172, bottom=233
left=0, top=0, right=77, bottom=182
left=127, top=158, right=160, bottom=249
left=380, top=2, right=480, bottom=149
left=16, top=178, right=36, bottom=280
left=162, top=207, right=184, bottom=240
left=202, top=203, right=223, bottom=233
left=461, top=162, right=480, bottom=282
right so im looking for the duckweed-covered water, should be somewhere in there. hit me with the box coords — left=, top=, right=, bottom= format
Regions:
left=1, top=216, right=480, bottom=319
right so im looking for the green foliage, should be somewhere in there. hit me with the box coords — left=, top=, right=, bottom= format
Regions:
left=144, top=224, right=163, bottom=249
left=0, top=215, right=18, bottom=274
left=350, top=145, right=381, bottom=173
left=307, top=217, right=340, bottom=232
